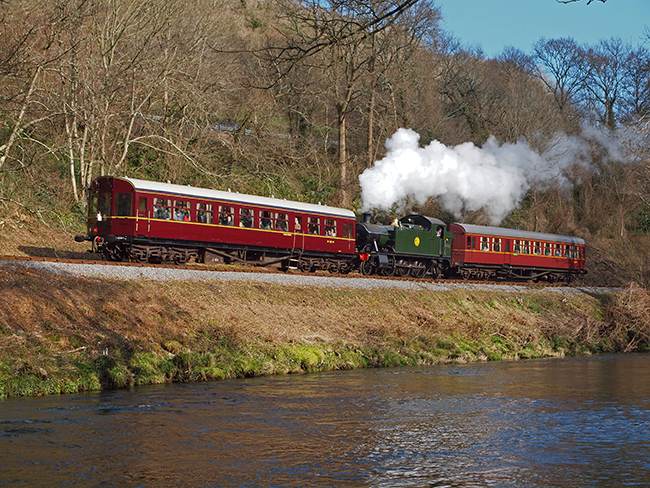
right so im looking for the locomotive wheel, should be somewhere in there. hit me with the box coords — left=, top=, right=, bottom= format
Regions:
left=360, top=260, right=374, bottom=276
left=397, top=267, right=409, bottom=277
left=411, top=267, right=427, bottom=278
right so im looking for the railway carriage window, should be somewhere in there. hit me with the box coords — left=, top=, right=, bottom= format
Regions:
left=99, top=193, right=112, bottom=217
left=260, top=210, right=272, bottom=229
left=154, top=198, right=171, bottom=220
left=554, top=244, right=561, bottom=257
left=533, top=242, right=542, bottom=255
left=544, top=242, right=552, bottom=256
left=523, top=241, right=530, bottom=254
left=514, top=240, right=521, bottom=253
left=275, top=213, right=288, bottom=231
left=572, top=246, right=579, bottom=259
left=219, top=206, right=234, bottom=225
left=480, top=237, right=490, bottom=251
left=116, top=193, right=132, bottom=216
left=294, top=216, right=303, bottom=233
left=342, top=223, right=348, bottom=238
left=493, top=238, right=501, bottom=252
left=467, top=236, right=472, bottom=249
left=89, top=193, right=98, bottom=218
left=197, top=203, right=213, bottom=224
left=138, top=197, right=147, bottom=213
left=239, top=208, right=254, bottom=228
left=174, top=200, right=190, bottom=221
left=324, top=219, right=336, bottom=237
left=308, top=217, right=320, bottom=235
left=564, top=246, right=570, bottom=258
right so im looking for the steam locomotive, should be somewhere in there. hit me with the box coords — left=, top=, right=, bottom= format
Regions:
left=75, top=176, right=586, bottom=282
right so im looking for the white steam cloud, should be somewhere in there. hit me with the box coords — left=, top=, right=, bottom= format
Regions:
left=358, top=128, right=628, bottom=224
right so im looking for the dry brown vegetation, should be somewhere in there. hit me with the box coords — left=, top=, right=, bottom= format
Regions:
left=1, top=261, right=647, bottom=399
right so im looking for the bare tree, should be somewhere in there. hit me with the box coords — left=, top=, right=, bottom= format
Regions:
left=583, top=38, right=631, bottom=129
left=262, top=0, right=431, bottom=206
left=621, top=46, right=650, bottom=123
left=533, top=37, right=587, bottom=114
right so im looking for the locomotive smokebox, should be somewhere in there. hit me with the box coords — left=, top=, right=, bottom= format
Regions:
left=356, top=221, right=392, bottom=251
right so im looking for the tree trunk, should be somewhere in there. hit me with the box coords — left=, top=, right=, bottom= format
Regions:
left=338, top=108, right=348, bottom=207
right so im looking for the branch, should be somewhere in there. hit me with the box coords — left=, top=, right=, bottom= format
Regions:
left=556, top=0, right=606, bottom=4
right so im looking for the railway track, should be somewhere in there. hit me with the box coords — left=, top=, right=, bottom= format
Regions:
left=0, top=253, right=610, bottom=289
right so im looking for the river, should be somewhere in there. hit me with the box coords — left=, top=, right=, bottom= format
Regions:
left=1, top=353, right=649, bottom=487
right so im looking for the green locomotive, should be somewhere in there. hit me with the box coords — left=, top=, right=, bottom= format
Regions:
left=355, top=214, right=454, bottom=278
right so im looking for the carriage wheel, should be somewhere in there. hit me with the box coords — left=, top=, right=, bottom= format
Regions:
left=298, top=259, right=312, bottom=273
left=328, top=262, right=341, bottom=274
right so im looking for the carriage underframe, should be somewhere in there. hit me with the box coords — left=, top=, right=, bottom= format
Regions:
left=93, top=235, right=355, bottom=273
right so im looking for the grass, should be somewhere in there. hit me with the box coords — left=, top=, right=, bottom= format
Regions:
left=1, top=254, right=649, bottom=399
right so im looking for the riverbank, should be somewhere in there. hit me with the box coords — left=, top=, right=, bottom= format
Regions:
left=2, top=262, right=648, bottom=400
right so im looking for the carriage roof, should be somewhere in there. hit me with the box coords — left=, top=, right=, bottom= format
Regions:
left=109, top=176, right=356, bottom=219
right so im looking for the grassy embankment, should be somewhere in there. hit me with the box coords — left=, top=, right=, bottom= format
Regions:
left=1, top=216, right=649, bottom=400
left=1, top=261, right=649, bottom=400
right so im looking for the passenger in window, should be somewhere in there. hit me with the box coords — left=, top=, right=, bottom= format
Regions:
left=226, top=215, right=233, bottom=226
left=436, top=227, right=442, bottom=237
left=294, top=217, right=302, bottom=232
left=261, top=218, right=271, bottom=229
left=183, top=211, right=190, bottom=222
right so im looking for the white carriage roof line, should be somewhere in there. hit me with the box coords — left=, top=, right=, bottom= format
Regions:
left=117, top=176, right=356, bottom=219
left=453, top=223, right=586, bottom=245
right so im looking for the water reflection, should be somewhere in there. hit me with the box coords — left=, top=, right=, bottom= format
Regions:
left=1, top=354, right=649, bottom=487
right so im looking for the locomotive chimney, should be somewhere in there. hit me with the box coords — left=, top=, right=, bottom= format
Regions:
left=363, top=212, right=371, bottom=223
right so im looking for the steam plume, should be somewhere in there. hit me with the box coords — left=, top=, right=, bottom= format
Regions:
left=358, top=128, right=627, bottom=224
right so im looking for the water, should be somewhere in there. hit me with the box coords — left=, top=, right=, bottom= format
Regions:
left=1, top=354, right=649, bottom=487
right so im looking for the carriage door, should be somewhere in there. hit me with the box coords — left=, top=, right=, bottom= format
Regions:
left=136, top=196, right=150, bottom=236
left=504, top=239, right=512, bottom=266
left=292, top=215, right=304, bottom=252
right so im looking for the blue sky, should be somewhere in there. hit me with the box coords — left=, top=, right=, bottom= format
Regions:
left=434, top=0, right=650, bottom=58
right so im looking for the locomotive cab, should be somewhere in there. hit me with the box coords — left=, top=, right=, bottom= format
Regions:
left=395, top=215, right=452, bottom=258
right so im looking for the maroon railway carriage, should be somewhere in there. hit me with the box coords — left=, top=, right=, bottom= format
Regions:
left=76, top=176, right=357, bottom=272
left=447, top=223, right=586, bottom=282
